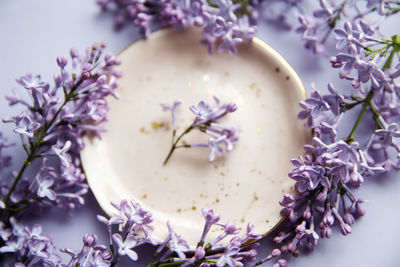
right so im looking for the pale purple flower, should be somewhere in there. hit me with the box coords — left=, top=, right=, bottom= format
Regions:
left=13, top=115, right=40, bottom=138
left=161, top=99, right=182, bottom=130
left=190, top=100, right=214, bottom=125
left=323, top=83, right=344, bottom=116
left=374, top=123, right=400, bottom=147
left=56, top=56, right=68, bottom=69
left=334, top=21, right=364, bottom=50
left=36, top=176, right=56, bottom=201
left=216, top=236, right=242, bottom=267
left=50, top=140, right=72, bottom=167
left=199, top=208, right=221, bottom=243
left=181, top=246, right=206, bottom=267
left=211, top=221, right=240, bottom=245
left=16, top=74, right=48, bottom=90
left=112, top=234, right=139, bottom=261
left=207, top=136, right=226, bottom=162
left=165, top=222, right=190, bottom=259
left=97, top=214, right=124, bottom=243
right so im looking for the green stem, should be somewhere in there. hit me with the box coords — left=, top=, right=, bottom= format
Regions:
left=163, top=125, right=193, bottom=166
left=369, top=102, right=385, bottom=129
left=345, top=91, right=373, bottom=144
left=1, top=77, right=85, bottom=212
left=382, top=48, right=396, bottom=71
left=1, top=150, right=36, bottom=209
left=341, top=99, right=365, bottom=112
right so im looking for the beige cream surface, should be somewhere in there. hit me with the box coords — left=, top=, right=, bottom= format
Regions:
left=81, top=28, right=309, bottom=246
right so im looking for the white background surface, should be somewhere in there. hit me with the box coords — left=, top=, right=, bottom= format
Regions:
left=0, top=1, right=399, bottom=266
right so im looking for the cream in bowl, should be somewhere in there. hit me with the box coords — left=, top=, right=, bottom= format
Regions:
left=81, top=28, right=309, bottom=246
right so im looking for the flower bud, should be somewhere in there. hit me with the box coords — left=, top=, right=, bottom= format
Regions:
left=83, top=233, right=97, bottom=247
left=57, top=56, right=68, bottom=69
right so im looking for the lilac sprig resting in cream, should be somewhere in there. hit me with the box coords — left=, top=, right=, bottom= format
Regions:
left=161, top=96, right=241, bottom=165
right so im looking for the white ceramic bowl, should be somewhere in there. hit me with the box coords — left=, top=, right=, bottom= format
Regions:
left=81, top=28, right=309, bottom=246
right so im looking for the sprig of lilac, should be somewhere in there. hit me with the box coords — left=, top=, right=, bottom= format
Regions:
left=97, top=0, right=257, bottom=54
left=161, top=96, right=240, bottom=165
left=256, top=19, right=400, bottom=265
left=0, top=43, right=121, bottom=218
left=64, top=200, right=153, bottom=266
left=0, top=217, right=61, bottom=266
left=148, top=208, right=261, bottom=267
left=0, top=199, right=152, bottom=266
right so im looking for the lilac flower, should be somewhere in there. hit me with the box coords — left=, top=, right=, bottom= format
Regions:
left=0, top=218, right=61, bottom=266
left=151, top=208, right=259, bottom=266
left=163, top=97, right=240, bottom=164
left=181, top=246, right=206, bottom=267
left=113, top=234, right=139, bottom=261
left=210, top=221, right=240, bottom=246
left=160, top=222, right=190, bottom=259
left=50, top=140, right=72, bottom=167
left=323, top=83, right=344, bottom=116
left=97, top=0, right=257, bottom=54
left=62, top=233, right=111, bottom=266
left=0, top=44, right=122, bottom=262
left=16, top=74, right=48, bottom=90
left=56, top=56, right=68, bottom=69
left=35, top=175, right=56, bottom=201
left=161, top=99, right=182, bottom=130
left=97, top=214, right=124, bottom=243
left=216, top=236, right=242, bottom=267
left=334, top=21, right=364, bottom=50
left=199, top=208, right=221, bottom=243
left=13, top=114, right=40, bottom=138
left=374, top=123, right=400, bottom=147
left=207, top=136, right=226, bottom=162
left=190, top=100, right=214, bottom=125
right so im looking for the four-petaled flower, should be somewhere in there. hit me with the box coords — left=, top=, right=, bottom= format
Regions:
left=51, top=140, right=72, bottom=167
left=112, top=234, right=139, bottom=261
left=36, top=176, right=56, bottom=201
left=13, top=115, right=41, bottom=138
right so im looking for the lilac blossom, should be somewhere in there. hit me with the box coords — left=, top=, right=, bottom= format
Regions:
left=161, top=99, right=182, bottom=131
left=0, top=218, right=61, bottom=266
left=0, top=43, right=121, bottom=218
left=97, top=0, right=257, bottom=54
left=151, top=209, right=260, bottom=267
left=162, top=96, right=241, bottom=165
left=62, top=200, right=154, bottom=266
left=112, top=234, right=139, bottom=261
left=0, top=44, right=121, bottom=266
left=13, top=114, right=41, bottom=139
left=259, top=18, right=399, bottom=265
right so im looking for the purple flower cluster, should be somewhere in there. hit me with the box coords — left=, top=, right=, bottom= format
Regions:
left=150, top=208, right=260, bottom=267
left=1, top=43, right=121, bottom=214
left=162, top=96, right=241, bottom=164
left=254, top=0, right=400, bottom=55
left=0, top=44, right=121, bottom=265
left=61, top=200, right=153, bottom=266
left=0, top=217, right=61, bottom=266
left=330, top=21, right=400, bottom=170
left=257, top=18, right=400, bottom=265
left=97, top=0, right=257, bottom=54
